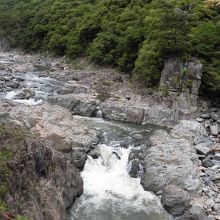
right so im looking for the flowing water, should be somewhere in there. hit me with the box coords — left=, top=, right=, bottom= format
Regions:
left=69, top=118, right=171, bottom=220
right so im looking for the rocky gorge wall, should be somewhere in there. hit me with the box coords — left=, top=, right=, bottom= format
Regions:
left=0, top=123, right=84, bottom=220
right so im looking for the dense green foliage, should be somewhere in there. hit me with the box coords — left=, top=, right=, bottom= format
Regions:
left=0, top=0, right=220, bottom=97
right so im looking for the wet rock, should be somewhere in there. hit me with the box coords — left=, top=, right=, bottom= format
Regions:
left=90, top=153, right=99, bottom=159
left=210, top=126, right=218, bottom=136
left=96, top=110, right=103, bottom=118
left=119, top=140, right=131, bottom=148
left=112, top=151, right=121, bottom=160
left=90, top=151, right=100, bottom=159
left=178, top=206, right=208, bottom=220
left=16, top=88, right=35, bottom=99
left=128, top=158, right=142, bottom=178
left=70, top=151, right=87, bottom=170
left=161, top=185, right=190, bottom=216
left=7, top=81, right=20, bottom=89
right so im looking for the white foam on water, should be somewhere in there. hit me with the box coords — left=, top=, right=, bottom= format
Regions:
left=14, top=98, right=43, bottom=106
left=5, top=90, right=43, bottom=106
left=82, top=144, right=156, bottom=208
left=5, top=91, right=20, bottom=100
left=71, top=143, right=170, bottom=220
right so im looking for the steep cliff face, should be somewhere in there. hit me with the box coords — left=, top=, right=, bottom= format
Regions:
left=160, top=58, right=203, bottom=109
left=0, top=123, right=83, bottom=220
left=160, top=58, right=203, bottom=95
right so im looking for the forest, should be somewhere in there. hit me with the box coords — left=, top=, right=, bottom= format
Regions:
left=0, top=0, right=220, bottom=97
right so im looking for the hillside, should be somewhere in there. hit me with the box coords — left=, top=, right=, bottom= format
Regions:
left=0, top=0, right=220, bottom=97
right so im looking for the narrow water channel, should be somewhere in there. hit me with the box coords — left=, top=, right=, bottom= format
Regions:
left=69, top=118, right=171, bottom=220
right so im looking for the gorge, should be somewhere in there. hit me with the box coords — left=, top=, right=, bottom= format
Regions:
left=0, top=47, right=219, bottom=220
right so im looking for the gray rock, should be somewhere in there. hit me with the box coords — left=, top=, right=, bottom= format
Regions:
left=4, top=125, right=83, bottom=220
left=210, top=126, right=218, bottom=136
left=160, top=57, right=202, bottom=96
left=196, top=144, right=210, bottom=155
left=7, top=81, right=20, bottom=89
left=96, top=110, right=103, bottom=118
left=101, top=102, right=145, bottom=124
left=171, top=120, right=208, bottom=141
left=112, top=151, right=121, bottom=160
left=48, top=94, right=99, bottom=117
left=208, top=215, right=215, bottom=220
left=90, top=150, right=101, bottom=159
left=132, top=134, right=143, bottom=140
left=70, top=151, right=87, bottom=170
left=16, top=88, right=35, bottom=99
left=214, top=153, right=220, bottom=160
left=202, top=157, right=216, bottom=168
left=141, top=124, right=201, bottom=193
left=178, top=206, right=208, bottom=220
left=8, top=103, right=100, bottom=153
left=211, top=112, right=219, bottom=121
left=196, top=118, right=204, bottom=122
left=161, top=185, right=190, bottom=216
left=200, top=114, right=211, bottom=119
left=120, top=140, right=131, bottom=148
left=128, top=159, right=142, bottom=178
left=0, top=112, right=9, bottom=121
left=194, top=135, right=212, bottom=146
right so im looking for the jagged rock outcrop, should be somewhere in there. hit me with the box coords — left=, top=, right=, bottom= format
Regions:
left=0, top=99, right=101, bottom=182
left=0, top=124, right=83, bottom=220
left=160, top=58, right=202, bottom=96
left=160, top=57, right=203, bottom=108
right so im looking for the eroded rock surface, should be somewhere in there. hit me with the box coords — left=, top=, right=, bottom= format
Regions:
left=141, top=120, right=205, bottom=193
left=0, top=124, right=83, bottom=220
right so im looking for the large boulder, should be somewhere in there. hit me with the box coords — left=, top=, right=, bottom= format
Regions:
left=141, top=121, right=207, bottom=193
left=171, top=120, right=208, bottom=141
left=101, top=101, right=145, bottom=124
left=48, top=94, right=99, bottom=117
left=178, top=206, right=208, bottom=220
left=141, top=130, right=200, bottom=193
left=7, top=102, right=100, bottom=153
left=161, top=185, right=190, bottom=216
